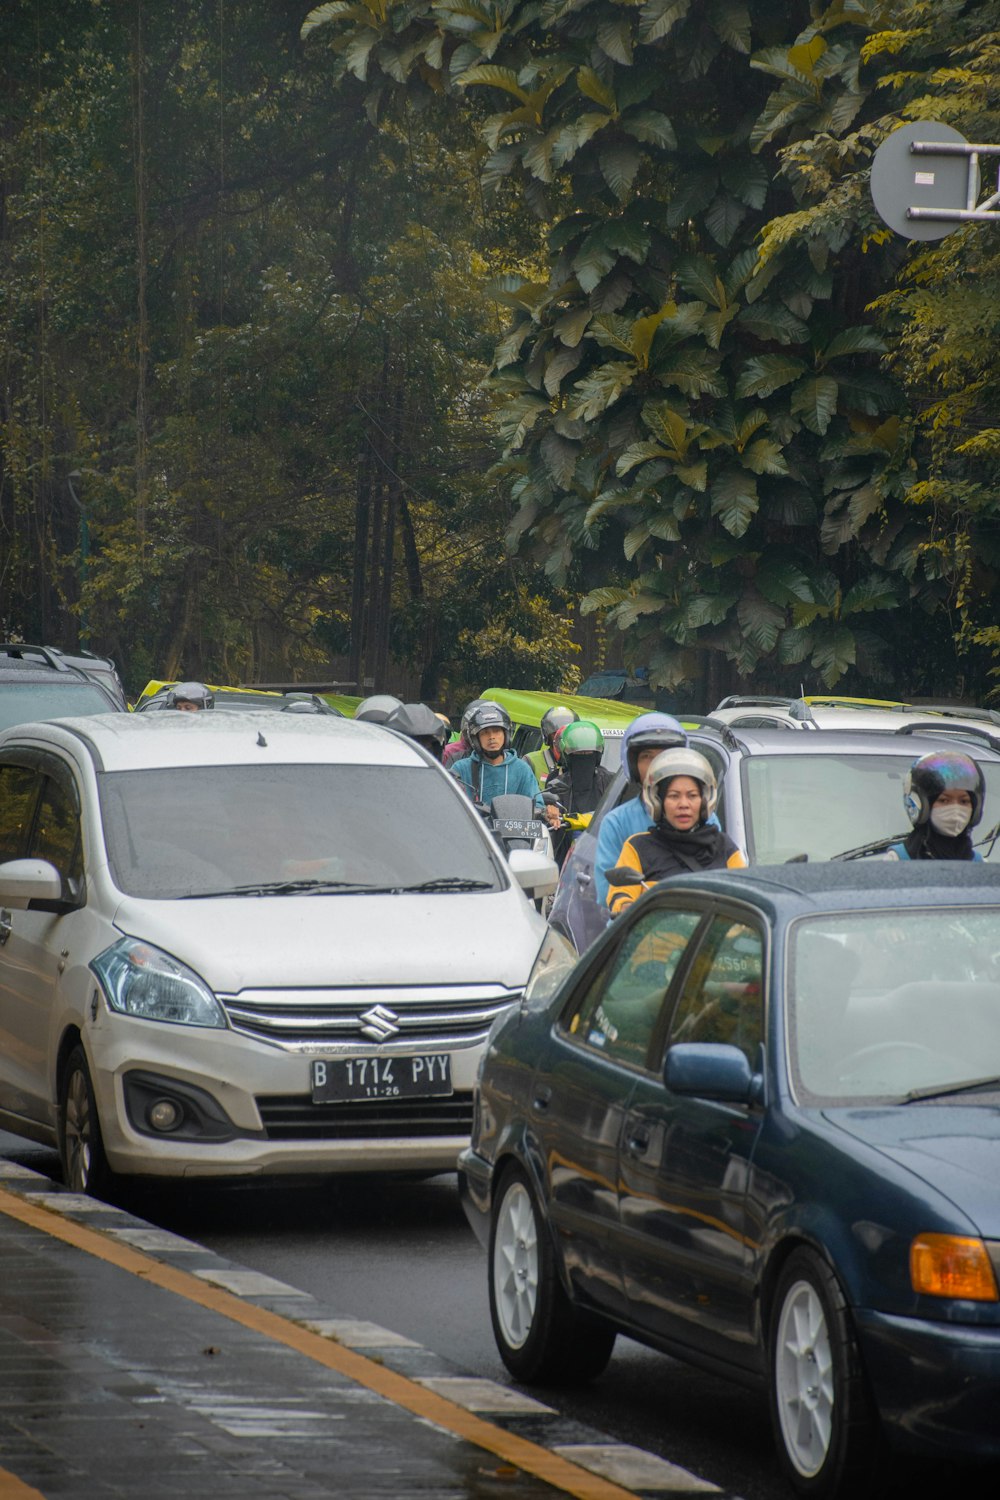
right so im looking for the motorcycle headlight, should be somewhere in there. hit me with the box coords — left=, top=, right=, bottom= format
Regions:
left=523, top=927, right=579, bottom=1010
left=90, top=938, right=227, bottom=1029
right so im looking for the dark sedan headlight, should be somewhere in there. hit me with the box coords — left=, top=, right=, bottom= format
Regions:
left=90, top=938, right=227, bottom=1029
left=910, top=1233, right=999, bottom=1301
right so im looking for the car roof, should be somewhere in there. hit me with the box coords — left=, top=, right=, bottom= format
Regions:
left=645, top=860, right=1000, bottom=916
left=692, top=724, right=1000, bottom=759
left=0, top=711, right=426, bottom=773
left=485, top=687, right=642, bottom=730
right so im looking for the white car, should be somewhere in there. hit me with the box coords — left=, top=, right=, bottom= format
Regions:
left=0, top=712, right=557, bottom=1193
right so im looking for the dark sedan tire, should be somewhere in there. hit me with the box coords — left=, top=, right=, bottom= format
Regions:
left=58, top=1045, right=114, bottom=1197
left=768, top=1248, right=885, bottom=1499
left=488, top=1163, right=615, bottom=1385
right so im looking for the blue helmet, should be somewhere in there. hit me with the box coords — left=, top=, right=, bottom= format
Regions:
left=622, top=712, right=687, bottom=782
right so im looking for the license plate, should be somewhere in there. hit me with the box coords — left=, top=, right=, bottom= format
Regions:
left=496, top=817, right=546, bottom=838
left=311, top=1054, right=453, bottom=1103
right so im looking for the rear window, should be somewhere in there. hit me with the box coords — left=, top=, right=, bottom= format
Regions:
left=0, top=681, right=117, bottom=732
left=98, top=762, right=504, bottom=898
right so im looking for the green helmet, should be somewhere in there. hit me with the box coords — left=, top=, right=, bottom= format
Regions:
left=559, top=719, right=604, bottom=756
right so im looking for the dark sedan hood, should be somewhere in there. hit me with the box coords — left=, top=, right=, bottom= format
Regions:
left=824, top=1105, right=1000, bottom=1237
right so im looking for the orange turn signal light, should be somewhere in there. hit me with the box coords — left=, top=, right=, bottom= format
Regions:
left=910, top=1233, right=999, bottom=1302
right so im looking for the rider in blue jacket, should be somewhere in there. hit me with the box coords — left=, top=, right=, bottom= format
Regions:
left=593, top=713, right=693, bottom=908
left=452, top=702, right=559, bottom=826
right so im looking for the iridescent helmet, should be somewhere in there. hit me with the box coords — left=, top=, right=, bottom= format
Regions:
left=903, top=750, right=985, bottom=828
left=641, top=747, right=718, bottom=824
left=621, top=712, right=687, bottom=781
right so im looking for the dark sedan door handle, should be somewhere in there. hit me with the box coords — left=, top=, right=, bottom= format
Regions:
left=532, top=1085, right=552, bottom=1112
left=625, top=1123, right=651, bottom=1156
left=0, top=910, right=11, bottom=947
left=575, top=871, right=592, bottom=887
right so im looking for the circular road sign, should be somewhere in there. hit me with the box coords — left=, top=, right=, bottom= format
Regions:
left=870, top=121, right=979, bottom=241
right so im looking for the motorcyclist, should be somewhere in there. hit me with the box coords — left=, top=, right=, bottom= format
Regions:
left=384, top=702, right=449, bottom=763
left=451, top=701, right=560, bottom=827
left=443, top=697, right=486, bottom=770
left=593, top=712, right=692, bottom=909
left=165, top=682, right=214, bottom=712
left=524, top=704, right=580, bottom=787
left=886, top=749, right=985, bottom=861
left=353, top=694, right=403, bottom=724
left=607, top=748, right=746, bottom=916
left=544, top=720, right=613, bottom=865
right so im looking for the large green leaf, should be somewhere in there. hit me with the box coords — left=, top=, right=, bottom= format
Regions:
left=734, top=354, right=806, bottom=399
left=741, top=438, right=788, bottom=476
left=821, top=326, right=888, bottom=362
left=599, top=142, right=642, bottom=202
left=685, top=591, right=737, bottom=627
left=576, top=67, right=617, bottom=113
left=581, top=585, right=631, bottom=615
left=777, top=624, right=814, bottom=665
left=543, top=344, right=584, bottom=396
left=566, top=361, right=636, bottom=421
left=551, top=113, right=612, bottom=168
left=704, top=194, right=747, bottom=247
left=791, top=375, right=839, bottom=435
left=496, top=392, right=549, bottom=449
left=711, top=468, right=759, bottom=537
left=597, top=17, right=634, bottom=66
left=554, top=307, right=592, bottom=347
left=756, top=556, right=814, bottom=607
left=737, top=591, right=785, bottom=653
left=639, top=0, right=691, bottom=44
left=737, top=302, right=809, bottom=345
left=458, top=65, right=532, bottom=105
left=675, top=254, right=725, bottom=307
left=841, top=575, right=898, bottom=615
left=622, top=110, right=677, bottom=150
left=810, top=625, right=857, bottom=687
left=301, top=2, right=359, bottom=39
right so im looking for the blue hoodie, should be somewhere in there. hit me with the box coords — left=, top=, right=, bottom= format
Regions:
left=451, top=749, right=546, bottom=812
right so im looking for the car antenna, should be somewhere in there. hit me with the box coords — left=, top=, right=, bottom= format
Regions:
left=256, top=731, right=267, bottom=748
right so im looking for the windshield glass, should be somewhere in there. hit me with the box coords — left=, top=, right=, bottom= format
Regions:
left=99, top=764, right=503, bottom=898
left=743, top=752, right=1000, bottom=863
left=0, top=682, right=116, bottom=731
left=788, top=908, right=1000, bottom=1102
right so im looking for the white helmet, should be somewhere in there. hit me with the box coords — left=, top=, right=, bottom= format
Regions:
left=642, top=747, right=718, bottom=824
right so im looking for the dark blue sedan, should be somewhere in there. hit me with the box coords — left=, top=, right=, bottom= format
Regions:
left=460, top=862, right=1000, bottom=1498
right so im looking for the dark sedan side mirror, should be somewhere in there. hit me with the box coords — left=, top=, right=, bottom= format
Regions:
left=665, top=1042, right=765, bottom=1106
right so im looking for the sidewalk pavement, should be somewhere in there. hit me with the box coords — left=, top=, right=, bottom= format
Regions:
left=0, top=1156, right=730, bottom=1500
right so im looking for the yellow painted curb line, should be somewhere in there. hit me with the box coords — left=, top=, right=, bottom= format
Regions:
left=0, top=1186, right=635, bottom=1500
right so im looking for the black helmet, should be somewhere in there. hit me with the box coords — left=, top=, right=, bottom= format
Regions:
left=354, top=694, right=403, bottom=724
left=459, top=697, right=487, bottom=740
left=903, top=750, right=985, bottom=829
left=385, top=702, right=449, bottom=761
left=467, top=700, right=512, bottom=752
left=540, top=704, right=580, bottom=746
left=165, top=681, right=214, bottom=710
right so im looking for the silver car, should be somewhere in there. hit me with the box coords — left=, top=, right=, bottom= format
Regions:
left=0, top=712, right=555, bottom=1192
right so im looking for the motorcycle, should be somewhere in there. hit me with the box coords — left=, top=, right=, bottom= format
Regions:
left=480, top=792, right=557, bottom=911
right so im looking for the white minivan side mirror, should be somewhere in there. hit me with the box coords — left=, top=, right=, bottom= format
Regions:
left=0, top=859, right=65, bottom=910
left=507, top=849, right=559, bottom=898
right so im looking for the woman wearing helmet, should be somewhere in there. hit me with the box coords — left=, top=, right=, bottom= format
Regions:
left=592, top=713, right=690, bottom=909
left=606, top=747, right=745, bottom=916
left=525, top=704, right=580, bottom=787
left=165, top=682, right=214, bottom=711
left=451, top=701, right=559, bottom=825
left=886, top=749, right=985, bottom=861
left=544, top=720, right=612, bottom=864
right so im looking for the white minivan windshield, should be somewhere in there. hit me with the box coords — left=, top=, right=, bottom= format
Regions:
left=99, top=763, right=504, bottom=899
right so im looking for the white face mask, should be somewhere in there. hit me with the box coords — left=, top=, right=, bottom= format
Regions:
left=930, top=802, right=972, bottom=838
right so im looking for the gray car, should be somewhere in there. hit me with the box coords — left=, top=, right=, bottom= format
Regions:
left=549, top=723, right=1000, bottom=952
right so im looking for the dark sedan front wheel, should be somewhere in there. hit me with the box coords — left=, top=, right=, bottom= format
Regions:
left=769, top=1248, right=884, bottom=1498
left=488, top=1163, right=615, bottom=1385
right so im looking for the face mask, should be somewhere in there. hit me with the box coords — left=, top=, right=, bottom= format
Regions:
left=930, top=802, right=972, bottom=838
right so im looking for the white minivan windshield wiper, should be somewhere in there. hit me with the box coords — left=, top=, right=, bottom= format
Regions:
left=181, top=879, right=390, bottom=899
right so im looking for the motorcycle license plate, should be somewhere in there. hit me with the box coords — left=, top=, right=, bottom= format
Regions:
left=496, top=817, right=545, bottom=838
left=311, top=1054, right=452, bottom=1103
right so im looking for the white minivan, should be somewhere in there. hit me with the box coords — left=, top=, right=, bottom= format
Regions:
left=0, top=712, right=556, bottom=1193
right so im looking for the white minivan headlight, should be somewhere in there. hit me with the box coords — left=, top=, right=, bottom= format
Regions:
left=90, top=938, right=227, bottom=1029
left=523, top=927, right=579, bottom=1010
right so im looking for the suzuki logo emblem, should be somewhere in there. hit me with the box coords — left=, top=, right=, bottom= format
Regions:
left=359, top=1003, right=400, bottom=1042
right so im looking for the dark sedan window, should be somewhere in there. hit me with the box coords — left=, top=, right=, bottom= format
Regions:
left=563, top=907, right=703, bottom=1068
left=666, top=916, right=763, bottom=1066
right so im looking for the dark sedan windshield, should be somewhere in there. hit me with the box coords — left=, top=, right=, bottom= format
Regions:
left=743, top=753, right=1000, bottom=863
left=788, top=908, right=1000, bottom=1102
left=99, top=763, right=503, bottom=898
